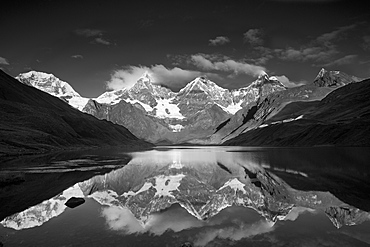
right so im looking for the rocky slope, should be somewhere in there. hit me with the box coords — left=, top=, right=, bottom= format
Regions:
left=211, top=69, right=363, bottom=144
left=0, top=70, right=151, bottom=156
left=223, top=78, right=370, bottom=146
left=314, top=68, right=362, bottom=87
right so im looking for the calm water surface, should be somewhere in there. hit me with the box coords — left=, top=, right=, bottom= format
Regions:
left=0, top=146, right=370, bottom=247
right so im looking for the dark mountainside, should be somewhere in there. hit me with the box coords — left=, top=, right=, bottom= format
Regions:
left=224, top=78, right=370, bottom=146
left=0, top=70, right=152, bottom=156
left=210, top=69, right=364, bottom=144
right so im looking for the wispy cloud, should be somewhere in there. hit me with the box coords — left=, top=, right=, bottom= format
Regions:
left=71, top=54, right=83, bottom=59
left=75, top=29, right=103, bottom=37
left=362, top=35, right=370, bottom=51
left=274, top=75, right=307, bottom=88
left=276, top=24, right=357, bottom=63
left=75, top=28, right=111, bottom=45
left=93, top=37, right=111, bottom=45
left=106, top=64, right=219, bottom=90
left=209, top=36, right=230, bottom=46
left=190, top=54, right=266, bottom=77
left=322, top=54, right=358, bottom=67
left=243, top=29, right=264, bottom=46
left=0, top=56, right=9, bottom=65
left=194, top=220, right=275, bottom=246
left=316, top=24, right=356, bottom=45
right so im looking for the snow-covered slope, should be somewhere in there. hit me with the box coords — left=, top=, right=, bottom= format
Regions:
left=16, top=71, right=89, bottom=110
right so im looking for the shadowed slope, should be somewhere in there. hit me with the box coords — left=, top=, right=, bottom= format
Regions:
left=224, top=79, right=370, bottom=146
left=0, top=70, right=152, bottom=156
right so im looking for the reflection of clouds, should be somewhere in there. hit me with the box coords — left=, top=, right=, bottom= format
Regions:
left=102, top=206, right=144, bottom=233
left=102, top=203, right=277, bottom=246
left=145, top=206, right=204, bottom=235
left=102, top=205, right=205, bottom=235
left=193, top=220, right=275, bottom=247
left=262, top=164, right=308, bottom=177
left=282, top=207, right=316, bottom=221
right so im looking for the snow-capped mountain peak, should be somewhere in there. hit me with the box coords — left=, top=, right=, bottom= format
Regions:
left=313, top=68, right=362, bottom=87
left=17, top=71, right=81, bottom=97
left=178, top=76, right=227, bottom=96
left=16, top=71, right=89, bottom=110
left=317, top=68, right=327, bottom=78
left=139, top=71, right=152, bottom=82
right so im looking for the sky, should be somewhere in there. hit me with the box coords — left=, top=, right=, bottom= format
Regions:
left=0, top=0, right=369, bottom=97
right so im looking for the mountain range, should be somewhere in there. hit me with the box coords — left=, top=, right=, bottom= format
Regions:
left=13, top=68, right=368, bottom=146
left=0, top=70, right=151, bottom=156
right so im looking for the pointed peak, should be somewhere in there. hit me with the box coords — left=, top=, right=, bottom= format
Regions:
left=192, top=76, right=209, bottom=83
left=258, top=70, right=268, bottom=78
left=139, top=71, right=152, bottom=81
left=317, top=68, right=328, bottom=78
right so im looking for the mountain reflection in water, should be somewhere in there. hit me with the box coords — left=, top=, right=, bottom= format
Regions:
left=1, top=146, right=370, bottom=247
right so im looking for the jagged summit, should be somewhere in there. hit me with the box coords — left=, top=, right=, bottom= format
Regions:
left=178, top=76, right=227, bottom=96
left=20, top=70, right=56, bottom=79
left=313, top=68, right=362, bottom=87
left=317, top=68, right=327, bottom=78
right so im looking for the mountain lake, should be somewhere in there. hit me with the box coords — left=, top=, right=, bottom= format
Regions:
left=0, top=146, right=370, bottom=247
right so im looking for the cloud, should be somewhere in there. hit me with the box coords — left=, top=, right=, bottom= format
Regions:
left=194, top=220, right=275, bottom=247
left=316, top=24, right=356, bottom=45
left=0, top=56, right=9, bottom=65
left=150, top=64, right=217, bottom=88
left=274, top=75, right=307, bottom=88
left=71, top=55, right=83, bottom=59
left=191, top=54, right=266, bottom=77
left=282, top=207, right=316, bottom=221
left=75, top=29, right=103, bottom=37
left=75, top=28, right=111, bottom=45
left=106, top=66, right=147, bottom=90
left=277, top=46, right=338, bottom=62
left=276, top=24, right=357, bottom=63
left=106, top=64, right=218, bottom=90
left=93, top=37, right=111, bottom=45
left=322, top=54, right=358, bottom=67
left=243, top=29, right=263, bottom=46
left=209, top=36, right=230, bottom=46
left=362, top=35, right=370, bottom=51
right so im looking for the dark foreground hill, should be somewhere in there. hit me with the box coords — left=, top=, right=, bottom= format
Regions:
left=224, top=79, right=370, bottom=146
left=0, top=71, right=152, bottom=156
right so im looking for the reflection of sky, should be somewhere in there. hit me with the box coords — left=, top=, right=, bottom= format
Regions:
left=129, top=147, right=265, bottom=174
left=100, top=203, right=321, bottom=246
